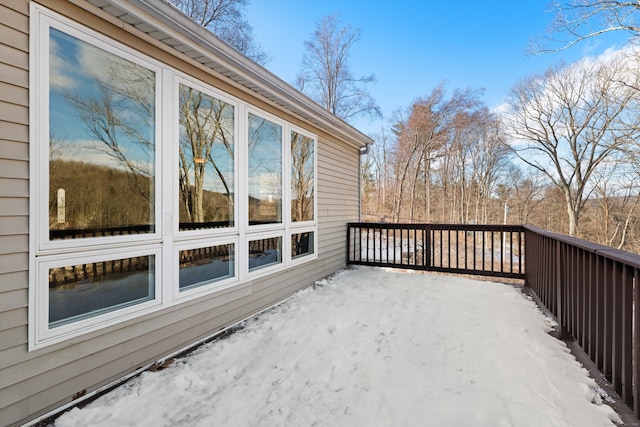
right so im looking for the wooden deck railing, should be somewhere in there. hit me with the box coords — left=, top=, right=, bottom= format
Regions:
left=523, top=225, right=640, bottom=414
left=347, top=222, right=640, bottom=418
left=347, top=222, right=525, bottom=278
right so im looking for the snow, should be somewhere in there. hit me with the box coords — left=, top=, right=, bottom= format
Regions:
left=55, top=267, right=621, bottom=427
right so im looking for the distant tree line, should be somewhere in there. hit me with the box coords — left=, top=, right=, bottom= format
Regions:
left=358, top=1, right=640, bottom=254
left=361, top=47, right=640, bottom=254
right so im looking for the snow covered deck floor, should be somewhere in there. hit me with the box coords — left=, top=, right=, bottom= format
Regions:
left=55, top=267, right=621, bottom=427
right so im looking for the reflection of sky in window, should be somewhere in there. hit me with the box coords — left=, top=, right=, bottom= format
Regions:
left=49, top=28, right=155, bottom=170
left=248, top=113, right=282, bottom=199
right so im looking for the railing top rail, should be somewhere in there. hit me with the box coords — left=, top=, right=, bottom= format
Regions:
left=348, top=222, right=525, bottom=232
left=524, top=224, right=640, bottom=269
left=347, top=221, right=525, bottom=279
left=349, top=222, right=640, bottom=268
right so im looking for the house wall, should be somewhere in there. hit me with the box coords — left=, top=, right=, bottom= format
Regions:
left=0, top=1, right=362, bottom=425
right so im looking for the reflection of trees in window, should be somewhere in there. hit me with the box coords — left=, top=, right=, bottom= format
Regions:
left=49, top=28, right=155, bottom=236
left=291, top=232, right=314, bottom=259
left=248, top=237, right=282, bottom=270
left=48, top=254, right=155, bottom=326
left=61, top=50, right=154, bottom=200
left=291, top=131, right=314, bottom=222
left=179, top=243, right=234, bottom=290
left=248, top=113, right=282, bottom=224
left=179, top=85, right=234, bottom=228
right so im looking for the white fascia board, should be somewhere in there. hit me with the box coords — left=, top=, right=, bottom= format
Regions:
left=86, top=0, right=373, bottom=149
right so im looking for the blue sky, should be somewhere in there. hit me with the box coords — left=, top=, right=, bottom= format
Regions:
left=246, top=1, right=631, bottom=136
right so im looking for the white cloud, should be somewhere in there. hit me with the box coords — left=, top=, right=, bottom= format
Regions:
left=49, top=36, right=79, bottom=90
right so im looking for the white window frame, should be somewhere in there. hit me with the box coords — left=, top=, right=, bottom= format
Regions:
left=32, top=8, right=164, bottom=255
left=244, top=107, right=287, bottom=233
left=288, top=226, right=318, bottom=266
left=29, top=4, right=319, bottom=350
left=172, top=236, right=239, bottom=302
left=287, top=124, right=318, bottom=226
left=29, top=5, right=168, bottom=349
left=246, top=231, right=285, bottom=279
left=173, top=74, right=240, bottom=241
left=34, top=247, right=163, bottom=345
left=286, top=125, right=318, bottom=264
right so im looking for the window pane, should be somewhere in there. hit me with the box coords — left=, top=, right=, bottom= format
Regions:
left=292, top=232, right=314, bottom=259
left=248, top=237, right=282, bottom=271
left=179, top=244, right=234, bottom=290
left=248, top=113, right=282, bottom=225
left=48, top=28, right=156, bottom=240
left=178, top=84, right=235, bottom=230
left=291, top=131, right=314, bottom=222
left=49, top=255, right=155, bottom=327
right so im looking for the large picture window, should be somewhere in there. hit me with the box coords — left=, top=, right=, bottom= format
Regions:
left=48, top=27, right=156, bottom=240
left=31, top=5, right=318, bottom=349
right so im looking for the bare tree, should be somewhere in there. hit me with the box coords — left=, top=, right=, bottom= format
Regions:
left=533, top=1, right=640, bottom=52
left=503, top=49, right=640, bottom=236
left=169, top=0, right=269, bottom=65
left=296, top=14, right=380, bottom=122
left=364, top=128, right=394, bottom=220
left=466, top=111, right=511, bottom=224
left=505, top=167, right=544, bottom=225
left=580, top=154, right=640, bottom=251
left=385, top=84, right=512, bottom=224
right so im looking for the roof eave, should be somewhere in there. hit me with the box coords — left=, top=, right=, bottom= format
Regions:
left=83, top=0, right=373, bottom=149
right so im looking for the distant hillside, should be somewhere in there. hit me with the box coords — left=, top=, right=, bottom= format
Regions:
left=49, top=160, right=233, bottom=232
left=49, top=160, right=153, bottom=231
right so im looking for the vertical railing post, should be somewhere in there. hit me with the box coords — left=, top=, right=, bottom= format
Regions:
left=633, top=269, right=640, bottom=419
left=588, top=251, right=596, bottom=360
left=619, top=264, right=632, bottom=405
left=603, top=258, right=614, bottom=379
left=346, top=223, right=352, bottom=265
left=611, top=261, right=623, bottom=393
left=555, top=239, right=572, bottom=340
left=578, top=248, right=586, bottom=348
left=425, top=224, right=431, bottom=270
left=555, top=239, right=563, bottom=338
left=523, top=230, right=528, bottom=286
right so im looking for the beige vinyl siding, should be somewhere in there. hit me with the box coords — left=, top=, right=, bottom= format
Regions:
left=318, top=141, right=360, bottom=223
left=0, top=0, right=30, bottom=422
left=316, top=138, right=360, bottom=276
left=0, top=3, right=29, bottom=31
left=0, top=1, right=364, bottom=425
left=0, top=82, right=28, bottom=108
